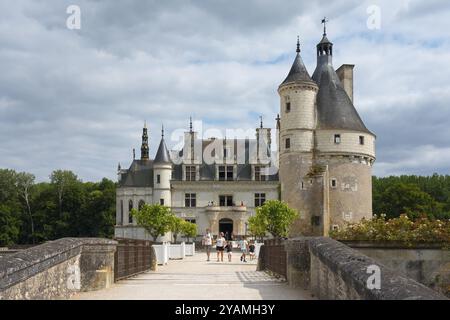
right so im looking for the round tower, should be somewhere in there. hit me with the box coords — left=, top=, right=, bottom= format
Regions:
left=153, top=126, right=172, bottom=207
left=312, top=25, right=376, bottom=232
left=278, top=37, right=319, bottom=236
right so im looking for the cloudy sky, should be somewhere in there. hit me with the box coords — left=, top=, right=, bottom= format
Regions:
left=1, top=0, right=449, bottom=182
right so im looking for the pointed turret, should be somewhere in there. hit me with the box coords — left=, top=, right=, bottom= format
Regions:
left=154, top=125, right=171, bottom=163
left=280, top=37, right=314, bottom=86
left=312, top=21, right=372, bottom=134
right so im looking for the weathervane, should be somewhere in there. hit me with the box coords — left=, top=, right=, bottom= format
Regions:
left=321, top=17, right=329, bottom=36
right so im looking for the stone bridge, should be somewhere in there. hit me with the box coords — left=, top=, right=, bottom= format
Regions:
left=0, top=237, right=447, bottom=300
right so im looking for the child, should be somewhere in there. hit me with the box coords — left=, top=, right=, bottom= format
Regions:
left=225, top=241, right=233, bottom=262
left=248, top=241, right=256, bottom=261
left=239, top=237, right=249, bottom=263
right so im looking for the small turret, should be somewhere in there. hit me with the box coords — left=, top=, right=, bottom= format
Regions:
left=153, top=125, right=172, bottom=207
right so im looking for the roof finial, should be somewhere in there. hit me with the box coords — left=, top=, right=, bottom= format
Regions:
left=144, top=120, right=147, bottom=129
left=296, top=36, right=300, bottom=53
left=260, top=115, right=264, bottom=129
left=161, top=124, right=165, bottom=138
left=322, top=17, right=329, bottom=36
left=189, top=117, right=193, bottom=133
left=133, top=148, right=135, bottom=160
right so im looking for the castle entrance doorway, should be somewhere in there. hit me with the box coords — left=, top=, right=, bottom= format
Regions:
left=219, top=218, right=233, bottom=240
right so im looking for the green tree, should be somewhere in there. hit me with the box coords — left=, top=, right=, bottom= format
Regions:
left=375, top=182, right=441, bottom=219
left=181, top=221, right=197, bottom=243
left=168, top=215, right=184, bottom=243
left=131, top=204, right=172, bottom=242
left=16, top=172, right=36, bottom=243
left=50, top=170, right=79, bottom=218
left=0, top=169, right=21, bottom=246
left=248, top=213, right=267, bottom=242
left=255, top=200, right=299, bottom=239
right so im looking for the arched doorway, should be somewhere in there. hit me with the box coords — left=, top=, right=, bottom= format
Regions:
left=219, top=218, right=233, bottom=240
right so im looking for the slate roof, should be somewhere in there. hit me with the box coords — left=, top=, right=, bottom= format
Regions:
left=280, top=52, right=315, bottom=86
left=312, top=59, right=372, bottom=134
left=119, top=138, right=278, bottom=188
left=119, top=160, right=154, bottom=187
left=154, top=137, right=171, bottom=163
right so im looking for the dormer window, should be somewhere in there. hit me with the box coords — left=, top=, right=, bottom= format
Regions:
left=254, top=166, right=266, bottom=181
left=218, top=165, right=234, bottom=181
left=334, top=134, right=341, bottom=144
left=185, top=165, right=196, bottom=181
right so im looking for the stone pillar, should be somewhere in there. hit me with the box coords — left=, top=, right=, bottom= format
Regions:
left=79, top=239, right=117, bottom=292
left=284, top=238, right=313, bottom=290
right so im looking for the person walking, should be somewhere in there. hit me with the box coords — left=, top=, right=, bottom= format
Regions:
left=239, top=236, right=249, bottom=263
left=216, top=232, right=226, bottom=262
left=202, top=229, right=213, bottom=262
left=225, top=240, right=233, bottom=262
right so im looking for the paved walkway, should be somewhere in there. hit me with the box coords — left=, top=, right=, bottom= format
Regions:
left=73, top=252, right=313, bottom=300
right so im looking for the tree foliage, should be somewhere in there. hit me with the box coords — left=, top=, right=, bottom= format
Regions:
left=373, top=175, right=450, bottom=220
left=248, top=213, right=267, bottom=242
left=131, top=204, right=172, bottom=242
left=0, top=168, right=115, bottom=246
left=252, top=200, right=298, bottom=239
left=181, top=221, right=197, bottom=243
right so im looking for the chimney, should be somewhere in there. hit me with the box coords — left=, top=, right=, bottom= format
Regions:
left=336, top=64, right=354, bottom=103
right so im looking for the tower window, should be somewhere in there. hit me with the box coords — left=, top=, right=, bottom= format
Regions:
left=285, top=138, right=291, bottom=149
left=160, top=199, right=165, bottom=205
left=359, top=136, right=365, bottom=145
left=255, top=193, right=266, bottom=207
left=185, top=193, right=196, bottom=208
left=157, top=174, right=161, bottom=184
left=138, top=200, right=145, bottom=210
left=185, top=166, right=196, bottom=181
left=285, top=102, right=291, bottom=113
left=331, top=179, right=337, bottom=188
left=334, top=134, right=341, bottom=144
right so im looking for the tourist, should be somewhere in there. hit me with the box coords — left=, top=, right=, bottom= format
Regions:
left=248, top=241, right=256, bottom=261
left=202, top=229, right=213, bottom=262
left=225, top=240, right=233, bottom=262
left=239, top=236, right=249, bottom=263
left=216, top=232, right=226, bottom=262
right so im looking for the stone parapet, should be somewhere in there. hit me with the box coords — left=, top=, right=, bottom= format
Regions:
left=0, top=238, right=117, bottom=300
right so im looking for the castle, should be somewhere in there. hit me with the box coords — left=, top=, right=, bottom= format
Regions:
left=115, top=24, right=376, bottom=240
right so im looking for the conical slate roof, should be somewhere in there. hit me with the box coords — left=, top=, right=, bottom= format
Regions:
left=312, top=62, right=372, bottom=134
left=281, top=52, right=314, bottom=85
left=154, top=137, right=171, bottom=163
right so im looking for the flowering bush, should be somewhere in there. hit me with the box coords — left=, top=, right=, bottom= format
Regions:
left=330, top=214, right=450, bottom=247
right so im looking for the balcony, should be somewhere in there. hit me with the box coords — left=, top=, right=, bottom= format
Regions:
left=205, top=205, right=247, bottom=212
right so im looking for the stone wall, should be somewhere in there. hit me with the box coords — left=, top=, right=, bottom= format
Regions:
left=0, top=238, right=117, bottom=300
left=343, top=241, right=450, bottom=297
left=260, top=237, right=447, bottom=300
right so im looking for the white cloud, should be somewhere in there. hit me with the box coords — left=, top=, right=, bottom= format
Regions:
left=0, top=0, right=449, bottom=181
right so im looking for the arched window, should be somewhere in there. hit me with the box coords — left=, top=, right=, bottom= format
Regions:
left=128, top=200, right=133, bottom=224
left=139, top=200, right=145, bottom=210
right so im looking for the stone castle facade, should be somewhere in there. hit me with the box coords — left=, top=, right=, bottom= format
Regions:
left=115, top=28, right=376, bottom=240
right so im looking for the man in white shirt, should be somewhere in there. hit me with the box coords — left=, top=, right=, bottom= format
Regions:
left=202, top=229, right=213, bottom=261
